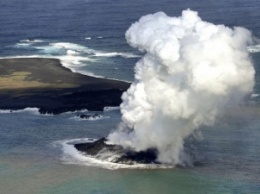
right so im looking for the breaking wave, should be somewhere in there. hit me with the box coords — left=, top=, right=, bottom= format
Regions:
left=0, top=107, right=40, bottom=114
left=69, top=115, right=110, bottom=121
left=0, top=107, right=55, bottom=116
left=250, top=93, right=260, bottom=98
left=14, top=39, right=45, bottom=48
left=103, top=106, right=120, bottom=111
left=93, top=52, right=140, bottom=58
left=9, top=39, right=140, bottom=80
left=248, top=44, right=260, bottom=53
left=20, top=39, right=45, bottom=43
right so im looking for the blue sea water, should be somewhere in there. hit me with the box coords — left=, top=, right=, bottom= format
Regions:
left=0, top=0, right=260, bottom=193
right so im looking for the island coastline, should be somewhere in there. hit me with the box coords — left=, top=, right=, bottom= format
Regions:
left=0, top=58, right=130, bottom=114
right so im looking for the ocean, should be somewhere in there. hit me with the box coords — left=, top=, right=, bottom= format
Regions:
left=0, top=0, right=260, bottom=193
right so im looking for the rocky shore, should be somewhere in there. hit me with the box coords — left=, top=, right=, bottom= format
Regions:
left=0, top=58, right=130, bottom=114
left=74, top=138, right=159, bottom=165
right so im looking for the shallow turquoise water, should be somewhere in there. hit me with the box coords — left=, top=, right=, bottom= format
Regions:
left=0, top=109, right=259, bottom=194
left=0, top=156, right=258, bottom=194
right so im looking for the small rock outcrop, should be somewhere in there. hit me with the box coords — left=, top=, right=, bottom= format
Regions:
left=74, top=138, right=159, bottom=165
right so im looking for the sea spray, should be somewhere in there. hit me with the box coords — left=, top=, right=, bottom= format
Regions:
left=108, top=10, right=255, bottom=165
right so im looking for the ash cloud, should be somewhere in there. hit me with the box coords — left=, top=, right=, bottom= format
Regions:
left=108, top=10, right=255, bottom=165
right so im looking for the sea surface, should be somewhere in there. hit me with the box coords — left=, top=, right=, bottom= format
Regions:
left=0, top=0, right=260, bottom=193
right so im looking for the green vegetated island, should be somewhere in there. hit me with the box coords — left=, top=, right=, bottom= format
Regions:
left=0, top=58, right=130, bottom=114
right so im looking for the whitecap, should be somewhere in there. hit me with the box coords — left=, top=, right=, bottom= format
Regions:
left=14, top=39, right=45, bottom=48
left=6, top=40, right=136, bottom=80
left=58, top=55, right=91, bottom=69
left=67, top=50, right=80, bottom=55
left=250, top=93, right=260, bottom=98
left=247, top=45, right=260, bottom=53
left=103, top=106, right=120, bottom=111
left=35, top=45, right=64, bottom=55
left=0, top=107, right=40, bottom=114
left=0, top=107, right=56, bottom=116
left=61, top=109, right=89, bottom=115
left=14, top=43, right=32, bottom=48
left=69, top=115, right=109, bottom=121
left=93, top=51, right=140, bottom=58
left=0, top=109, right=16, bottom=114
left=20, top=39, right=44, bottom=43
left=35, top=42, right=94, bottom=56
left=49, top=42, right=94, bottom=54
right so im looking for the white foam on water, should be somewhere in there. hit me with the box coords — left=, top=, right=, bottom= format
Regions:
left=29, top=42, right=100, bottom=75
left=14, top=40, right=139, bottom=60
left=7, top=40, right=139, bottom=80
left=85, top=37, right=92, bottom=40
left=61, top=109, right=89, bottom=115
left=67, top=50, right=80, bottom=55
left=93, top=51, right=140, bottom=58
left=59, top=55, right=91, bottom=68
left=56, top=138, right=175, bottom=170
left=49, top=42, right=94, bottom=54
left=20, top=39, right=44, bottom=43
left=0, top=109, right=18, bottom=114
left=14, top=39, right=45, bottom=48
left=35, top=42, right=94, bottom=56
left=69, top=115, right=110, bottom=121
left=103, top=106, right=120, bottom=111
left=35, top=45, right=64, bottom=55
left=14, top=43, right=32, bottom=48
left=247, top=44, right=260, bottom=53
left=0, top=107, right=40, bottom=114
left=250, top=93, right=260, bottom=98
left=0, top=107, right=56, bottom=116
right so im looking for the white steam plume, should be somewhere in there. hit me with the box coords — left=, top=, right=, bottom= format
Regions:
left=108, top=10, right=255, bottom=165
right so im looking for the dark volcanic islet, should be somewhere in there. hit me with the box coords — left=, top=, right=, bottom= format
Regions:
left=0, top=58, right=130, bottom=114
left=74, top=138, right=159, bottom=165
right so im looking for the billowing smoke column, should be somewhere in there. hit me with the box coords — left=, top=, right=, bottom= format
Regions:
left=108, top=10, right=255, bottom=165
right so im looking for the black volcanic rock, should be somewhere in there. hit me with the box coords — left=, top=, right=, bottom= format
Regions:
left=74, top=137, right=159, bottom=165
left=0, top=58, right=130, bottom=114
left=75, top=137, right=123, bottom=155
left=77, top=113, right=101, bottom=120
